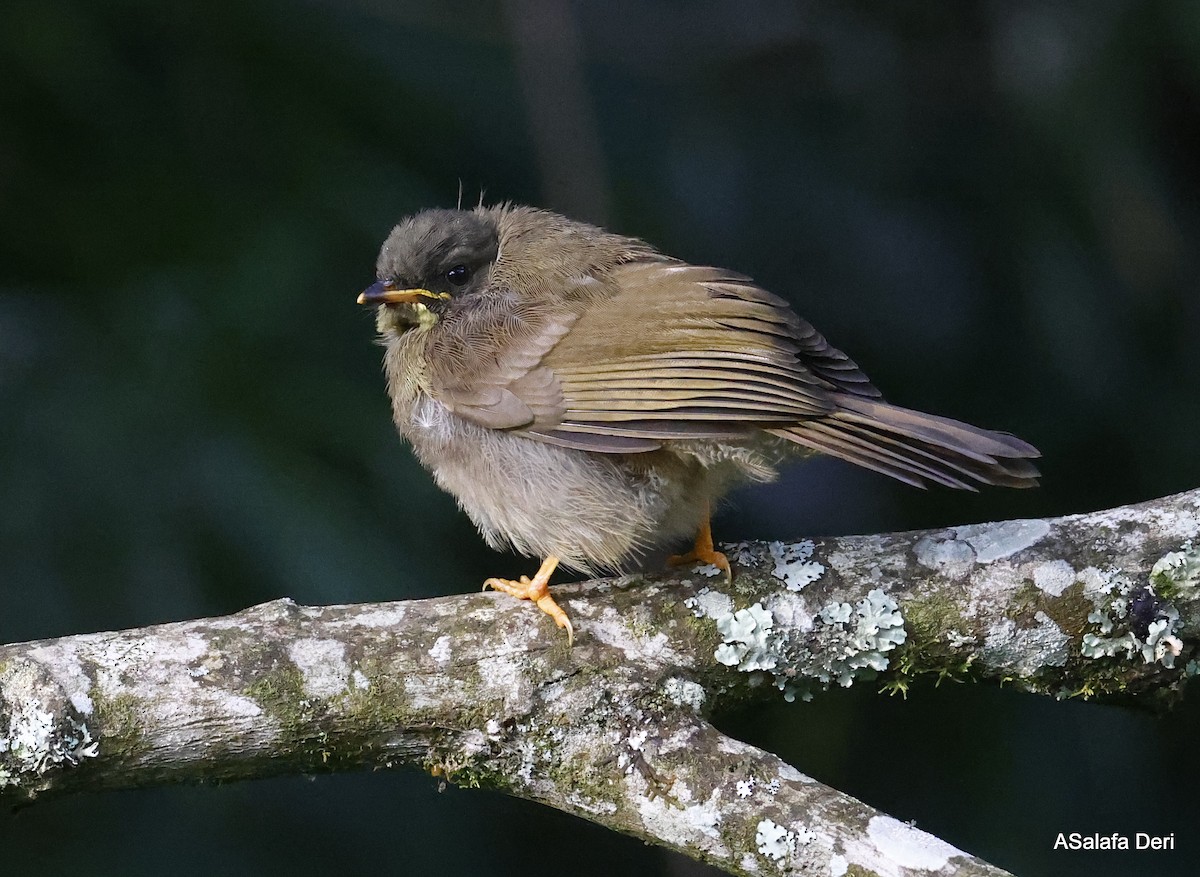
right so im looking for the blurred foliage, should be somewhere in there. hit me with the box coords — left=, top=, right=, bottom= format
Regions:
left=2, top=1, right=1199, bottom=875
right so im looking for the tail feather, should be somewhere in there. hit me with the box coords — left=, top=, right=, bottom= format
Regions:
left=802, top=421, right=977, bottom=489
left=771, top=396, right=1041, bottom=489
left=833, top=395, right=1038, bottom=459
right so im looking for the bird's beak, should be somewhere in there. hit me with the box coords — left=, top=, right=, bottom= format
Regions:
left=356, top=281, right=450, bottom=306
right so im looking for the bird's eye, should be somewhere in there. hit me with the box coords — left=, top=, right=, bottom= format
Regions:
left=445, top=265, right=470, bottom=287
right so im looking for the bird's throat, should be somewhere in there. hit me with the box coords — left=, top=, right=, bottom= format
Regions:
left=376, top=302, right=439, bottom=337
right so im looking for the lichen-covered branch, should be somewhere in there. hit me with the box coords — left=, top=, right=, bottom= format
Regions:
left=3, top=488, right=1198, bottom=875
left=699, top=487, right=1200, bottom=708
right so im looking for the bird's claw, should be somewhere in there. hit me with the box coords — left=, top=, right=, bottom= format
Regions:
left=668, top=547, right=732, bottom=583
left=481, top=556, right=573, bottom=645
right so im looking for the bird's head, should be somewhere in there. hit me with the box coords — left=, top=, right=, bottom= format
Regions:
left=359, top=208, right=499, bottom=335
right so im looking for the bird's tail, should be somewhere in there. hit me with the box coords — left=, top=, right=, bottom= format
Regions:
left=770, top=395, right=1040, bottom=490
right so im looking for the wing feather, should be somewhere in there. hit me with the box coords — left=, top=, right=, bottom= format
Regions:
left=426, top=258, right=1037, bottom=490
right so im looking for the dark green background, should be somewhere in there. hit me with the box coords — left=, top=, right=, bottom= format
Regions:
left=2, top=1, right=1198, bottom=875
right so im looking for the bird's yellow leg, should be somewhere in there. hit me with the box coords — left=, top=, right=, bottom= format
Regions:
left=668, top=500, right=731, bottom=582
left=483, top=555, right=573, bottom=645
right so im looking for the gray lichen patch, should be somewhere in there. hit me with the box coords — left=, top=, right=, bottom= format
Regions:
left=980, top=614, right=1070, bottom=677
left=913, top=520, right=1051, bottom=578
left=684, top=588, right=734, bottom=620
left=952, top=519, right=1051, bottom=563
left=0, top=658, right=98, bottom=791
left=25, top=641, right=97, bottom=717
left=1032, top=560, right=1077, bottom=597
left=426, top=669, right=675, bottom=815
left=587, top=604, right=691, bottom=667
left=914, top=534, right=976, bottom=578
left=287, top=638, right=351, bottom=699
left=1083, top=493, right=1200, bottom=553
left=633, top=777, right=726, bottom=858
left=840, top=815, right=967, bottom=874
left=661, top=676, right=706, bottom=712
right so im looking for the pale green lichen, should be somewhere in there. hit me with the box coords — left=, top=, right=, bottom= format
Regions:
left=714, top=604, right=777, bottom=671
left=1149, top=541, right=1200, bottom=599
left=1080, top=554, right=1186, bottom=668
left=776, top=590, right=907, bottom=700
left=699, top=587, right=907, bottom=703
left=768, top=540, right=825, bottom=591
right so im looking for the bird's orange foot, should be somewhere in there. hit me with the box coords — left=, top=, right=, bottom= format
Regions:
left=668, top=510, right=732, bottom=582
left=483, top=555, right=573, bottom=645
left=668, top=545, right=731, bottom=580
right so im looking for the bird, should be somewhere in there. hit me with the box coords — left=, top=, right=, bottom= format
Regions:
left=358, top=204, right=1039, bottom=643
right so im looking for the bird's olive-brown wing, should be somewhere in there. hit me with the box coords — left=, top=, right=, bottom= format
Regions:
left=432, top=260, right=880, bottom=453
left=426, top=260, right=1039, bottom=490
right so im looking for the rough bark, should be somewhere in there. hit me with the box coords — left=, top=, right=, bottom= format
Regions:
left=3, top=488, right=1198, bottom=876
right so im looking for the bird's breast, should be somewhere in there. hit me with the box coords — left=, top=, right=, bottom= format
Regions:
left=402, top=394, right=461, bottom=450
left=382, top=332, right=435, bottom=426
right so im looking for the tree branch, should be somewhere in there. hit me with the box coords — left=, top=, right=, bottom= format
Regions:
left=3, top=488, right=1198, bottom=875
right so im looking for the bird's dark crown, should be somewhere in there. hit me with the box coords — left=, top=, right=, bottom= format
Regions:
left=375, top=209, right=499, bottom=298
